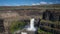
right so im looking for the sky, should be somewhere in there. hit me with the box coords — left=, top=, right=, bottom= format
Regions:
left=0, top=0, right=60, bottom=6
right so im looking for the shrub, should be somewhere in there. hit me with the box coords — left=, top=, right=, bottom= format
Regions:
left=10, top=21, right=27, bottom=33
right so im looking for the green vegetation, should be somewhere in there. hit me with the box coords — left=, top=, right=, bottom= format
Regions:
left=38, top=28, right=53, bottom=34
left=39, top=19, right=60, bottom=34
left=40, top=19, right=60, bottom=25
left=10, top=21, right=27, bottom=34
left=39, top=15, right=43, bottom=19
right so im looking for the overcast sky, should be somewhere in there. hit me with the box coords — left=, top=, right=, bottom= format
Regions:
left=0, top=0, right=60, bottom=6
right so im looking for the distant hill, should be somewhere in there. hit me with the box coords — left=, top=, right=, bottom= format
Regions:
left=0, top=4, right=60, bottom=10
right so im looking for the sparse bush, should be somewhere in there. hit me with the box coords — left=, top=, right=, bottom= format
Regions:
left=38, top=28, right=53, bottom=34
left=10, top=21, right=27, bottom=33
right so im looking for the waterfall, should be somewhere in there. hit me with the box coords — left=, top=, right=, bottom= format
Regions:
left=27, top=18, right=36, bottom=31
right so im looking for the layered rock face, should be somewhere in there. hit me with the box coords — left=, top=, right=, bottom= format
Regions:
left=0, top=4, right=60, bottom=34
left=43, top=9, right=60, bottom=21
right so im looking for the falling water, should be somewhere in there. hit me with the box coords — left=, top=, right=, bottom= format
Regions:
left=27, top=18, right=36, bottom=31
left=14, top=18, right=37, bottom=34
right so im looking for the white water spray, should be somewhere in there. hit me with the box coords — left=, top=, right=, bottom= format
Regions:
left=27, top=18, right=36, bottom=31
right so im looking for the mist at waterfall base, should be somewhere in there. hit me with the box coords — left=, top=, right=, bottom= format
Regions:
left=26, top=18, right=37, bottom=31
left=14, top=18, right=38, bottom=34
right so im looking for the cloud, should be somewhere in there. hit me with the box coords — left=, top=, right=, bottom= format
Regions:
left=32, top=1, right=48, bottom=5
left=0, top=3, right=21, bottom=6
left=49, top=2, right=53, bottom=4
left=40, top=1, right=53, bottom=4
left=32, top=3, right=40, bottom=5
left=0, top=4, right=11, bottom=6
left=1, top=3, right=31, bottom=6
left=40, top=2, right=47, bottom=4
left=40, top=2, right=53, bottom=4
left=32, top=3, right=36, bottom=5
left=32, top=2, right=53, bottom=5
left=0, top=2, right=53, bottom=6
